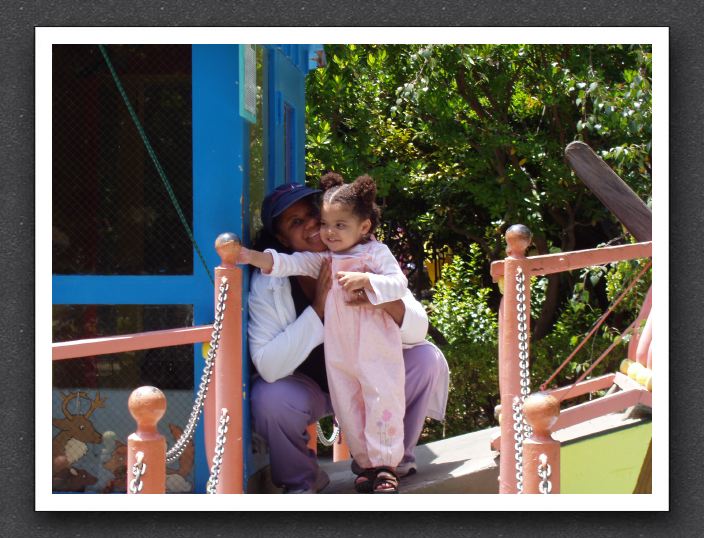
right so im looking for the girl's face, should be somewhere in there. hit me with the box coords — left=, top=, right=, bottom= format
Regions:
left=319, top=202, right=371, bottom=253
left=275, top=198, right=326, bottom=253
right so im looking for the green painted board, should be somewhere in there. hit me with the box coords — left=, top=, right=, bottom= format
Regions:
left=560, top=421, right=652, bottom=493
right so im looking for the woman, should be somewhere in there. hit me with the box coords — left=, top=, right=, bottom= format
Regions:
left=248, top=181, right=449, bottom=493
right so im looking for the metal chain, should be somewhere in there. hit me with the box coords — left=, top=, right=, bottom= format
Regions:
left=129, top=451, right=146, bottom=494
left=166, top=277, right=229, bottom=463
left=513, top=267, right=533, bottom=493
left=538, top=454, right=552, bottom=494
left=206, top=408, right=230, bottom=494
left=512, top=396, right=525, bottom=494
left=316, top=417, right=340, bottom=447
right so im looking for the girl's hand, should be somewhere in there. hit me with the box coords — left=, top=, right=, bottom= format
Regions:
left=313, top=259, right=332, bottom=319
left=336, top=271, right=370, bottom=293
left=234, top=246, right=273, bottom=273
left=235, top=246, right=252, bottom=265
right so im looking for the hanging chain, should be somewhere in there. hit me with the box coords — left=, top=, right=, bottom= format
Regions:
left=206, top=408, right=231, bottom=494
left=166, top=278, right=229, bottom=463
left=538, top=454, right=552, bottom=494
left=512, top=396, right=525, bottom=494
left=316, top=417, right=341, bottom=447
left=513, top=267, right=533, bottom=493
left=129, top=451, right=146, bottom=494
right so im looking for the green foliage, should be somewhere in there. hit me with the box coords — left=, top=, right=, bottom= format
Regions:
left=426, top=248, right=499, bottom=438
left=429, top=244, right=497, bottom=345
left=305, top=44, right=653, bottom=441
left=307, top=44, right=651, bottom=263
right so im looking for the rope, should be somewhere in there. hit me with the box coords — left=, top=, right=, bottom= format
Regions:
left=98, top=45, right=214, bottom=284
left=540, top=260, right=651, bottom=391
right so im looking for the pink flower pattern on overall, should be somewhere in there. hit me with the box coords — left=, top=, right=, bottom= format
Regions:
left=377, top=409, right=397, bottom=462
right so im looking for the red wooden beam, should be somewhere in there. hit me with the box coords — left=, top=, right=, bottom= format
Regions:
left=491, top=241, right=652, bottom=281
left=52, top=325, right=212, bottom=360
left=545, top=373, right=616, bottom=402
left=553, top=387, right=649, bottom=432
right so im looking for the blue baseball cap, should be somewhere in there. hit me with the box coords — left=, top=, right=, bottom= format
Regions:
left=261, top=182, right=321, bottom=235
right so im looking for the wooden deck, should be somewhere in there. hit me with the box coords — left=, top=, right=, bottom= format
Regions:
left=247, top=408, right=650, bottom=494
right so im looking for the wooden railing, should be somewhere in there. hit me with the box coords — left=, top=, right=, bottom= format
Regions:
left=492, top=225, right=652, bottom=494
left=52, top=232, right=245, bottom=494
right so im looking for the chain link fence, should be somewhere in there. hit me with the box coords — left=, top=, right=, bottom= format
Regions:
left=53, top=44, right=192, bottom=275
left=52, top=45, right=197, bottom=493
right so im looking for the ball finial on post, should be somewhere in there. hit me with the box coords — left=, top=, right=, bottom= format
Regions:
left=215, top=232, right=242, bottom=268
left=128, top=386, right=167, bottom=434
left=505, top=224, right=532, bottom=259
left=522, top=392, right=561, bottom=494
left=127, top=386, right=167, bottom=493
left=522, top=392, right=560, bottom=439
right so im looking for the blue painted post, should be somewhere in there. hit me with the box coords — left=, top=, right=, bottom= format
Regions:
left=192, top=44, right=248, bottom=493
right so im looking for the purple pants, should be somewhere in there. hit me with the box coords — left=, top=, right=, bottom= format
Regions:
left=251, top=343, right=445, bottom=491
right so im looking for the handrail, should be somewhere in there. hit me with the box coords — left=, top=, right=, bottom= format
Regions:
left=490, top=241, right=652, bottom=281
left=494, top=225, right=652, bottom=494
left=52, top=325, right=212, bottom=361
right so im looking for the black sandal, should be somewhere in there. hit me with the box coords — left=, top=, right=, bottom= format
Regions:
left=372, top=467, right=399, bottom=494
left=353, top=468, right=376, bottom=493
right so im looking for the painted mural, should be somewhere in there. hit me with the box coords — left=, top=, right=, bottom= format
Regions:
left=51, top=388, right=195, bottom=493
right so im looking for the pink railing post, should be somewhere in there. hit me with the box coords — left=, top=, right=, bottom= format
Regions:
left=333, top=432, right=351, bottom=462
left=306, top=423, right=318, bottom=454
left=498, top=225, right=532, bottom=493
left=522, top=392, right=561, bottom=494
left=127, top=386, right=167, bottom=494
left=213, top=232, right=244, bottom=494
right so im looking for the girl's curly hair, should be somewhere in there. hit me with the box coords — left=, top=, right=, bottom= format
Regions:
left=319, top=172, right=381, bottom=235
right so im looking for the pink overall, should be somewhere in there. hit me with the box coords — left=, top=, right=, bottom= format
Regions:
left=266, top=241, right=407, bottom=469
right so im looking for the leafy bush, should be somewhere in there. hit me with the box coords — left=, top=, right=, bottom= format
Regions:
left=425, top=246, right=500, bottom=440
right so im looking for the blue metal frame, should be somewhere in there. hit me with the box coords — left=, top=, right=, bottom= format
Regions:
left=192, top=44, right=249, bottom=492
left=265, top=45, right=307, bottom=189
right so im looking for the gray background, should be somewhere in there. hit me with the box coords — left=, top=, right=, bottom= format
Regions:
left=1, top=0, right=698, bottom=535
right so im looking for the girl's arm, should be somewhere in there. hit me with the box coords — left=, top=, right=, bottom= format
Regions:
left=337, top=242, right=407, bottom=305
left=238, top=247, right=324, bottom=278
left=237, top=246, right=274, bottom=272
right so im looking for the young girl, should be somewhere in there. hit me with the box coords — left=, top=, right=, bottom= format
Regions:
left=239, top=173, right=407, bottom=493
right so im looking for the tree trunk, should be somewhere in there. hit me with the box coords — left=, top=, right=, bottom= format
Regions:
left=532, top=234, right=561, bottom=341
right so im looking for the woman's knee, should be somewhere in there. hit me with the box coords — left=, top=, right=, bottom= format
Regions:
left=403, top=343, right=444, bottom=386
left=250, top=376, right=322, bottom=429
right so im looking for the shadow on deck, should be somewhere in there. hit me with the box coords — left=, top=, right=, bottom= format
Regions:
left=248, top=407, right=650, bottom=494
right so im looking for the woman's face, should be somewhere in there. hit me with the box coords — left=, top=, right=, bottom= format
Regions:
left=274, top=198, right=326, bottom=253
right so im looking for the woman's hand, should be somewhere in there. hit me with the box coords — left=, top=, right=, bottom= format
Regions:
left=336, top=271, right=370, bottom=293
left=312, top=258, right=332, bottom=320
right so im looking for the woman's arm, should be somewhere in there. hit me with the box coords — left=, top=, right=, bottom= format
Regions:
left=346, top=288, right=429, bottom=345
left=398, top=291, right=429, bottom=345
